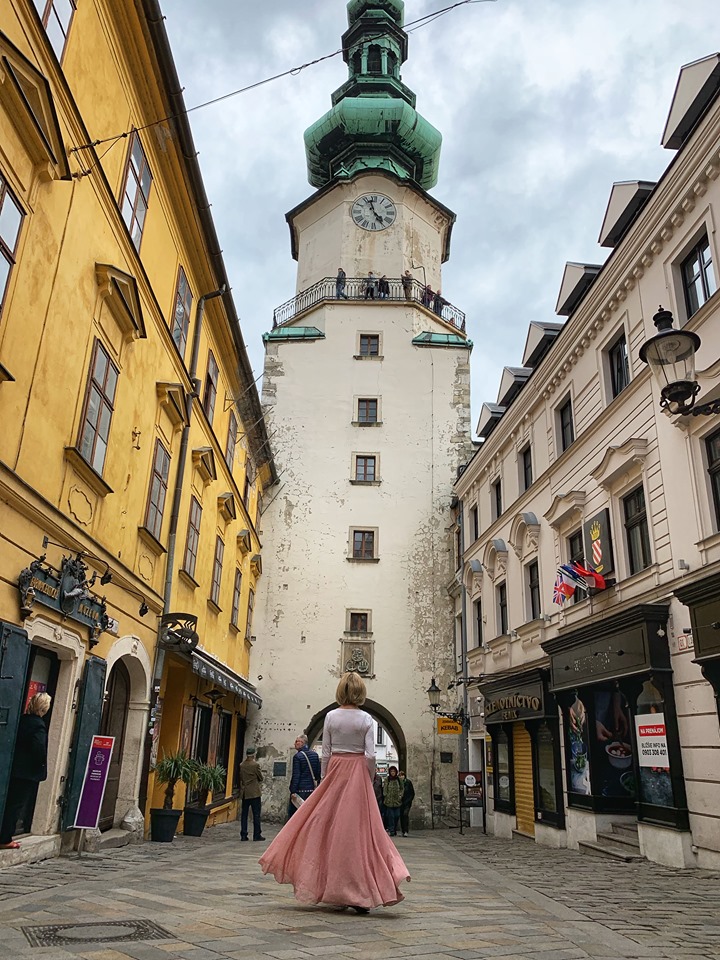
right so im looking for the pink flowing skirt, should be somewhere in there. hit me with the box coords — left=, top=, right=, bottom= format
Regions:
left=259, top=753, right=410, bottom=908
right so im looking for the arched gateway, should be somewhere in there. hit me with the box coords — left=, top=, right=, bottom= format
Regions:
left=306, top=698, right=408, bottom=774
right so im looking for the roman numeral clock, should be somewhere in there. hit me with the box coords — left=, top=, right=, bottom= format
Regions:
left=351, top=194, right=397, bottom=231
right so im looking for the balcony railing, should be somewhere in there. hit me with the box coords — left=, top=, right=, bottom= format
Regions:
left=272, top=276, right=466, bottom=332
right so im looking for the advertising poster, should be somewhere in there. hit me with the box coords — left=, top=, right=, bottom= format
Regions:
left=73, top=735, right=114, bottom=829
left=635, top=713, right=669, bottom=767
left=458, top=771, right=484, bottom=808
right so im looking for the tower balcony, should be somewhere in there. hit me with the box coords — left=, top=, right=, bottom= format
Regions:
left=272, top=276, right=466, bottom=332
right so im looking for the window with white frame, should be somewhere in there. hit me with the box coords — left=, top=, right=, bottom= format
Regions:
left=78, top=339, right=118, bottom=475
left=33, top=0, right=77, bottom=60
left=557, top=396, right=574, bottom=452
left=567, top=529, right=587, bottom=603
left=526, top=560, right=541, bottom=621
left=607, top=331, right=630, bottom=399
left=623, top=486, right=651, bottom=575
left=492, top=478, right=502, bottom=521
left=707, top=428, right=720, bottom=533
left=520, top=445, right=533, bottom=492
left=171, top=267, right=192, bottom=357
left=0, top=173, right=23, bottom=316
left=682, top=234, right=716, bottom=318
left=210, top=536, right=224, bottom=606
left=231, top=568, right=242, bottom=628
left=144, top=439, right=170, bottom=541
left=496, top=581, right=508, bottom=636
left=472, top=598, right=483, bottom=649
left=120, top=132, right=152, bottom=251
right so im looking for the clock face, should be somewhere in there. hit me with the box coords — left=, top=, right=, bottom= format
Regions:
left=351, top=194, right=397, bottom=231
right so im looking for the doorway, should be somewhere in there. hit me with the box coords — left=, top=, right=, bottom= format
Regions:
left=99, top=659, right=130, bottom=831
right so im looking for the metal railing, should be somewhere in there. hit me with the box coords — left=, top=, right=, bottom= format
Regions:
left=272, top=276, right=466, bottom=331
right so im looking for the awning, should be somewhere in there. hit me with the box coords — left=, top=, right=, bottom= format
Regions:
left=191, top=650, right=261, bottom=706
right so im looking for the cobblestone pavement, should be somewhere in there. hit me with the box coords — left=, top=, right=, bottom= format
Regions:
left=1, top=824, right=720, bottom=959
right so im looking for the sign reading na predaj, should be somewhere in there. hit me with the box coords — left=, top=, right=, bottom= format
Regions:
left=73, top=735, right=114, bottom=829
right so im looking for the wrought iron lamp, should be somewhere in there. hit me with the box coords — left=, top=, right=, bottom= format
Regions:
left=426, top=677, right=469, bottom=727
left=639, top=306, right=719, bottom=415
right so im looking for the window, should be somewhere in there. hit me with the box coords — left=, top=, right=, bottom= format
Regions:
left=526, top=560, right=541, bottom=621
left=352, top=530, right=375, bottom=559
left=121, top=132, right=152, bottom=251
left=376, top=725, right=385, bottom=746
left=0, top=174, right=23, bottom=314
left=521, top=445, right=533, bottom=492
left=78, top=340, right=118, bottom=475
left=226, top=411, right=238, bottom=472
left=214, top=713, right=231, bottom=800
left=33, top=0, right=76, bottom=60
left=171, top=267, right=192, bottom=357
left=231, top=568, right=242, bottom=627
left=494, top=728, right=512, bottom=805
left=473, top=598, right=483, bottom=649
left=355, top=455, right=376, bottom=481
left=245, top=588, right=255, bottom=641
left=455, top=522, right=462, bottom=570
left=567, top=529, right=587, bottom=603
left=707, top=428, right=720, bottom=531
left=623, top=486, right=651, bottom=575
left=232, top=716, right=247, bottom=792
left=497, top=581, right=508, bottom=636
left=145, top=440, right=170, bottom=540
left=203, top=351, right=219, bottom=425
left=470, top=504, right=479, bottom=541
left=357, top=398, right=378, bottom=424
left=359, top=334, right=380, bottom=357
left=349, top=612, right=369, bottom=633
left=682, top=235, right=716, bottom=318
left=210, top=536, right=224, bottom=606
left=492, top=479, right=502, bottom=520
left=243, top=475, right=251, bottom=511
left=183, top=496, right=202, bottom=579
left=608, top=332, right=630, bottom=398
left=558, top=397, right=574, bottom=452
left=534, top=722, right=559, bottom=817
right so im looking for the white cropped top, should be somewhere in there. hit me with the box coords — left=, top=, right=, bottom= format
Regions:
left=320, top=707, right=376, bottom=779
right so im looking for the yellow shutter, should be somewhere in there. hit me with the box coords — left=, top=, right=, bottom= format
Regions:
left=513, top=723, right=535, bottom=837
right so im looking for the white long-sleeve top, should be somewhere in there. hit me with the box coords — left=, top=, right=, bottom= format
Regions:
left=321, top=707, right=376, bottom=779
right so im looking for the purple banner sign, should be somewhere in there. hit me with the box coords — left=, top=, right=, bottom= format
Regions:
left=74, top=735, right=114, bottom=829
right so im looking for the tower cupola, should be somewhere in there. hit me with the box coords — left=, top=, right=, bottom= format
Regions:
left=303, top=0, right=442, bottom=190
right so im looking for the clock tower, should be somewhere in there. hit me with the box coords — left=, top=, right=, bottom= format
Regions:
left=254, top=0, right=473, bottom=826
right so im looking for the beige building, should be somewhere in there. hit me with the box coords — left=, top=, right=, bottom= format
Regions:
left=456, top=53, right=720, bottom=868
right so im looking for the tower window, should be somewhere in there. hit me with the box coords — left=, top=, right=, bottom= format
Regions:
left=367, top=45, right=382, bottom=74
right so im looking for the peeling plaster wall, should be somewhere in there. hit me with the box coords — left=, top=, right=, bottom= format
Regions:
left=255, top=292, right=472, bottom=823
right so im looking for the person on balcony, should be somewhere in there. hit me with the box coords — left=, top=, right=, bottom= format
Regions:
left=378, top=275, right=390, bottom=299
left=402, top=270, right=413, bottom=300
left=364, top=272, right=377, bottom=299
left=336, top=267, right=348, bottom=299
left=433, top=289, right=445, bottom=317
left=422, top=285, right=434, bottom=308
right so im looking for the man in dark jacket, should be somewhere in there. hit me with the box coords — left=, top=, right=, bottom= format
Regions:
left=399, top=770, right=415, bottom=837
left=239, top=746, right=264, bottom=841
left=0, top=692, right=51, bottom=849
left=287, top=734, right=321, bottom=819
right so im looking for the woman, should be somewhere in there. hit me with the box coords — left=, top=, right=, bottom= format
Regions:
left=383, top=766, right=403, bottom=836
left=0, top=692, right=51, bottom=849
left=259, top=673, right=409, bottom=912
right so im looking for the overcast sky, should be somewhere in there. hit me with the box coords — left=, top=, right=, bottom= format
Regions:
left=163, top=0, right=717, bottom=433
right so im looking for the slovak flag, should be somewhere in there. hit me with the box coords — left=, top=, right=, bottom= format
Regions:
left=553, top=571, right=575, bottom=605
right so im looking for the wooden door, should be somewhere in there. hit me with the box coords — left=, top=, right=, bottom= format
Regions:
left=98, top=660, right=130, bottom=831
left=513, top=723, right=535, bottom=837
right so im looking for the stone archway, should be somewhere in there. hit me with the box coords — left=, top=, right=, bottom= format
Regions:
left=305, top=698, right=408, bottom=775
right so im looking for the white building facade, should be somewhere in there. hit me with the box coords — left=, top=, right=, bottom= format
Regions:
left=456, top=54, right=720, bottom=868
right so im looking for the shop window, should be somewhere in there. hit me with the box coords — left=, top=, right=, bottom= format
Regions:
left=682, top=234, right=716, bottom=318
left=203, top=350, right=219, bottom=425
left=171, top=267, right=192, bottom=357
left=567, top=529, right=587, bottom=603
left=210, top=536, right=224, bottom=606
left=496, top=581, right=508, bottom=636
left=493, top=727, right=514, bottom=812
left=144, top=439, right=170, bottom=541
left=120, top=132, right=152, bottom=251
left=566, top=694, right=592, bottom=801
left=607, top=331, right=630, bottom=398
left=33, top=0, right=77, bottom=60
left=226, top=411, right=237, bottom=471
left=706, top=427, right=720, bottom=531
left=78, top=339, right=119, bottom=476
left=182, top=496, right=202, bottom=580
left=521, top=445, right=533, bottom=492
left=526, top=560, right=541, bottom=621
left=191, top=704, right=212, bottom=763
left=0, top=173, right=24, bottom=316
left=557, top=396, right=574, bottom=452
left=635, top=679, right=675, bottom=810
left=214, top=712, right=231, bottom=799
left=534, top=723, right=558, bottom=815
left=565, top=689, right=635, bottom=810
left=231, top=568, right=242, bottom=628
left=623, top=485, right=651, bottom=575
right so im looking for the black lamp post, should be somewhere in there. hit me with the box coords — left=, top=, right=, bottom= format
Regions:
left=426, top=677, right=468, bottom=727
left=639, top=306, right=719, bottom=415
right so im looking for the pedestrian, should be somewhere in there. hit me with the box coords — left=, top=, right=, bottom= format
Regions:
left=287, top=733, right=321, bottom=820
left=402, top=269, right=413, bottom=300
left=378, top=275, right=390, bottom=299
left=0, top=692, right=51, bottom=850
left=423, top=284, right=433, bottom=307
left=433, top=289, right=444, bottom=317
left=399, top=770, right=415, bottom=837
left=383, top=765, right=403, bottom=836
left=259, top=672, right=409, bottom=912
left=239, top=746, right=265, bottom=841
left=336, top=266, right=348, bottom=299
left=373, top=771, right=386, bottom=828
left=364, top=271, right=377, bottom=300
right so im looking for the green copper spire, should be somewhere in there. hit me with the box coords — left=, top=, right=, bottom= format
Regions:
left=303, top=0, right=442, bottom=190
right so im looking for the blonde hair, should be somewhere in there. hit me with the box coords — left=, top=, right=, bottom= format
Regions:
left=336, top=671, right=366, bottom=706
left=27, top=692, right=52, bottom=717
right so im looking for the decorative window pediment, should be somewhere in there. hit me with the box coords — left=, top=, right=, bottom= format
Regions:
left=250, top=554, right=262, bottom=577
left=544, top=490, right=586, bottom=530
left=237, top=529, right=251, bottom=554
left=192, top=446, right=216, bottom=485
left=463, top=557, right=483, bottom=595
left=95, top=264, right=146, bottom=343
left=218, top=492, right=236, bottom=523
left=508, top=511, right=541, bottom=559
left=482, top=538, right=508, bottom=581
left=591, top=437, right=649, bottom=491
left=156, top=382, right=187, bottom=429
left=0, top=32, right=70, bottom=181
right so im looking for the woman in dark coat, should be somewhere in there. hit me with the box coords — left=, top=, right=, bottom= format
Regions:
left=0, top=692, right=51, bottom=849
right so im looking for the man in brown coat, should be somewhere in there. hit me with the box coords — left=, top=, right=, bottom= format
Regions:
left=239, top=746, right=264, bottom=841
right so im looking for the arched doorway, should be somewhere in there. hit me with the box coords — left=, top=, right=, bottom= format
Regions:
left=99, top=659, right=130, bottom=831
left=305, top=697, right=408, bottom=775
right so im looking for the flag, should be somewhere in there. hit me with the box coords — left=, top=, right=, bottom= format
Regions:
left=560, top=563, right=587, bottom=590
left=553, top=571, right=575, bottom=605
left=571, top=561, right=606, bottom=590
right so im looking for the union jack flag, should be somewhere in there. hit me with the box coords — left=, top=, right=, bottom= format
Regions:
left=553, top=571, right=575, bottom=605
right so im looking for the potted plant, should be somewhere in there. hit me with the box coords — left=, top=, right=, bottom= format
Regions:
left=150, top=750, right=190, bottom=842
left=183, top=761, right=227, bottom=837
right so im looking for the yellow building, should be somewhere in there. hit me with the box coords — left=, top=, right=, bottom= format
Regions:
left=0, top=0, right=274, bottom=863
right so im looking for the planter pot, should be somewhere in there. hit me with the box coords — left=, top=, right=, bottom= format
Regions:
left=183, top=807, right=210, bottom=837
left=149, top=807, right=182, bottom=842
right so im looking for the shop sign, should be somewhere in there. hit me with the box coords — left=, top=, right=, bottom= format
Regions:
left=17, top=555, right=110, bottom=647
left=549, top=629, right=648, bottom=690
left=458, top=770, right=484, bottom=807
left=635, top=713, right=669, bottom=768
left=437, top=717, right=463, bottom=735
left=484, top=679, right=544, bottom=723
left=583, top=508, right=615, bottom=577
left=73, top=735, right=114, bottom=829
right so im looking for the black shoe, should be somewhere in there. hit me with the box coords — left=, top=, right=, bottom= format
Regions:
left=240, top=836, right=248, bottom=841
left=253, top=836, right=266, bottom=841
left=350, top=905, right=370, bottom=914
